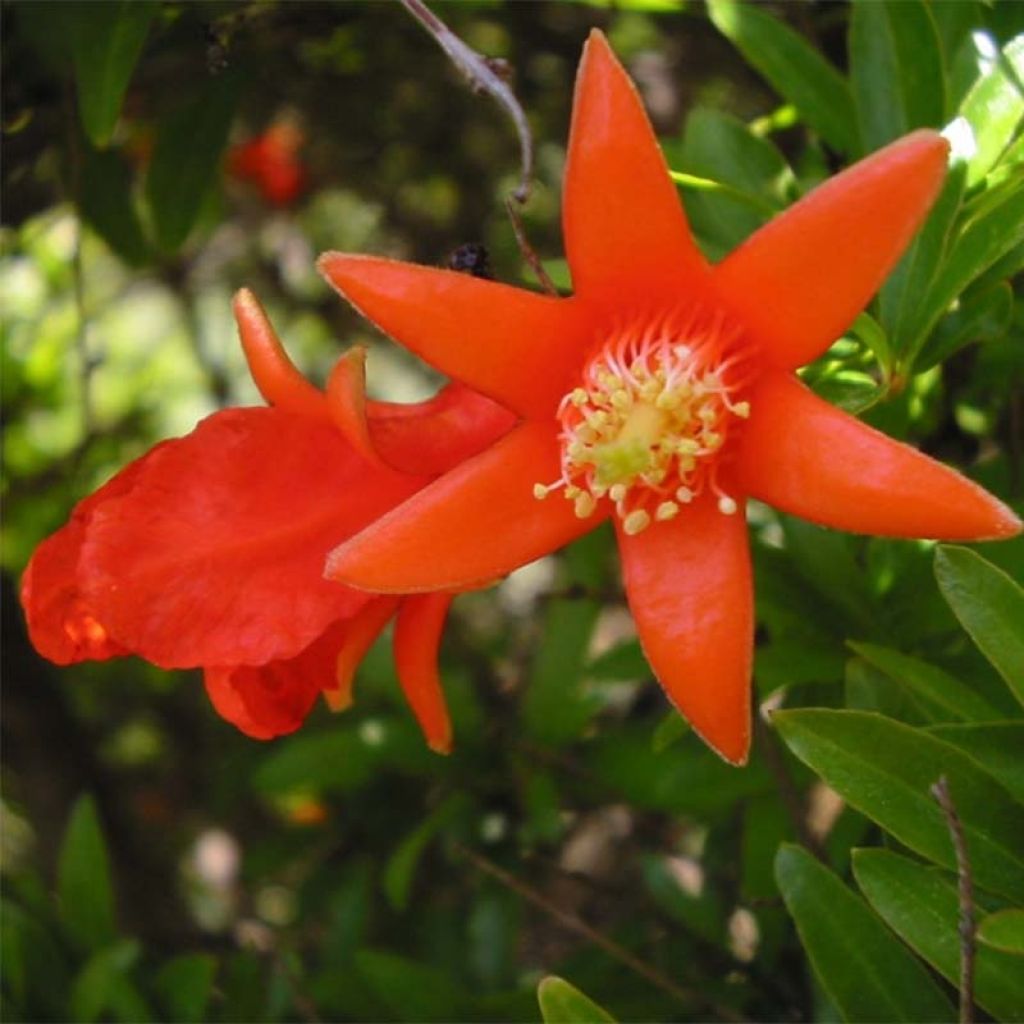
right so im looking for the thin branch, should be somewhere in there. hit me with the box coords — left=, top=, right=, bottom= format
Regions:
left=400, top=0, right=533, bottom=202
left=931, top=776, right=976, bottom=1024
left=453, top=841, right=748, bottom=1023
left=505, top=196, right=558, bottom=296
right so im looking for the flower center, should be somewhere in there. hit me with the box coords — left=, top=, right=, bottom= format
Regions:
left=534, top=320, right=750, bottom=535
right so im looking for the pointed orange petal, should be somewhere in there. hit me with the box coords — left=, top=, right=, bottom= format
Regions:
left=736, top=372, right=1022, bottom=539
left=714, top=130, right=949, bottom=369
left=325, top=346, right=395, bottom=470
left=564, top=30, right=708, bottom=301
left=326, top=421, right=604, bottom=592
left=325, top=596, right=402, bottom=711
left=233, top=289, right=329, bottom=419
left=394, top=593, right=455, bottom=754
left=318, top=254, right=588, bottom=418
left=617, top=493, right=753, bottom=765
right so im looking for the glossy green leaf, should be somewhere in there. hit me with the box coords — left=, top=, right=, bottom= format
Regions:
left=774, top=709, right=1024, bottom=901
left=978, top=909, right=1024, bottom=956
left=959, top=35, right=1024, bottom=187
left=69, top=1, right=156, bottom=147
left=928, top=723, right=1024, bottom=805
left=57, top=795, right=116, bottom=953
left=853, top=848, right=1024, bottom=1021
left=706, top=0, right=858, bottom=154
left=774, top=844, right=954, bottom=1022
left=849, top=0, right=945, bottom=152
left=848, top=641, right=1003, bottom=722
left=935, top=546, right=1024, bottom=707
left=146, top=70, right=243, bottom=252
left=914, top=280, right=1014, bottom=372
left=538, top=976, right=616, bottom=1023
left=670, top=107, right=790, bottom=257
left=523, top=597, right=600, bottom=745
left=154, top=954, right=217, bottom=1023
left=69, top=940, right=142, bottom=1024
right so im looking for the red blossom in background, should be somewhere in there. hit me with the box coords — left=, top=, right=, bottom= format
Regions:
left=228, top=120, right=308, bottom=207
left=319, top=31, right=1021, bottom=765
left=20, top=291, right=514, bottom=750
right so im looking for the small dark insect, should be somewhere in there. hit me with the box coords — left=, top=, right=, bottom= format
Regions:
left=447, top=242, right=493, bottom=280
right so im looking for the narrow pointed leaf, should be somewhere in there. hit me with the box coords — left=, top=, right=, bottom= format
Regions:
left=57, top=796, right=116, bottom=953
left=154, top=955, right=216, bottom=1024
left=774, top=709, right=1024, bottom=901
left=707, top=0, right=858, bottom=154
left=935, top=545, right=1024, bottom=707
left=69, top=1, right=156, bottom=147
left=927, top=723, right=1024, bottom=805
left=774, top=844, right=954, bottom=1022
left=538, top=977, right=616, bottom=1024
left=853, top=848, right=1024, bottom=1021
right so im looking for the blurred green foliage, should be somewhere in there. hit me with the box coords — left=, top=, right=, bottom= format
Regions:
left=2, top=1, right=1023, bottom=1021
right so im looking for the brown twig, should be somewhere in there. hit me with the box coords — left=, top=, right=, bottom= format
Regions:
left=505, top=195, right=559, bottom=296
left=452, top=841, right=748, bottom=1023
left=930, top=776, right=976, bottom=1024
left=399, top=0, right=533, bottom=202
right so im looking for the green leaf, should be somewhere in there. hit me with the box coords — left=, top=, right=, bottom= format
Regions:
left=522, top=597, right=600, bottom=745
left=69, top=940, right=142, bottom=1024
left=774, top=844, right=954, bottom=1022
left=587, top=639, right=647, bottom=680
left=774, top=709, right=1024, bottom=901
left=706, top=0, right=859, bottom=155
left=79, top=146, right=149, bottom=266
left=57, top=795, right=116, bottom=953
left=253, top=728, right=376, bottom=795
left=355, top=950, right=464, bottom=1022
left=848, top=641, right=1003, bottom=722
left=928, top=723, right=1024, bottom=805
left=537, top=976, right=616, bottom=1023
left=651, top=711, right=690, bottom=752
left=69, top=1, right=156, bottom=147
left=154, top=954, right=217, bottom=1023
left=853, top=848, right=1024, bottom=1021
left=959, top=35, right=1024, bottom=187
left=669, top=107, right=790, bottom=256
left=849, top=0, right=945, bottom=152
left=914, top=279, right=1014, bottom=372
left=145, top=70, right=243, bottom=252
left=978, top=909, right=1024, bottom=956
left=935, top=546, right=1024, bottom=708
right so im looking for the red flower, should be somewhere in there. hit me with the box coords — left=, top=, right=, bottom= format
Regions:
left=318, top=31, right=1021, bottom=764
left=20, top=291, right=514, bottom=750
left=228, top=121, right=308, bottom=207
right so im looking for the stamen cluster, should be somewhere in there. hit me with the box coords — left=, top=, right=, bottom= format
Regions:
left=535, top=319, right=750, bottom=535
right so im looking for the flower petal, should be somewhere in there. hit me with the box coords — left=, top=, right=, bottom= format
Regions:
left=324, top=595, right=401, bottom=711
left=327, top=421, right=602, bottom=592
left=318, top=253, right=589, bottom=418
left=617, top=493, right=753, bottom=765
left=394, top=593, right=455, bottom=754
left=367, top=383, right=517, bottom=477
left=714, top=130, right=949, bottom=369
left=325, top=346, right=393, bottom=470
left=736, top=371, right=1023, bottom=539
left=563, top=30, right=708, bottom=301
left=233, top=289, right=329, bottom=420
left=80, top=408, right=419, bottom=669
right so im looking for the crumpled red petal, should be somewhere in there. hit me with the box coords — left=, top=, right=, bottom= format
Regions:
left=394, top=593, right=455, bottom=754
left=617, top=493, right=753, bottom=765
left=564, top=30, right=709, bottom=302
left=736, top=371, right=1023, bottom=539
left=326, top=420, right=604, bottom=592
left=318, top=253, right=590, bottom=419
left=79, top=407, right=419, bottom=669
left=714, top=131, right=949, bottom=369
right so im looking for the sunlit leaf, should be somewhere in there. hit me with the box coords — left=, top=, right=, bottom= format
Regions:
left=914, top=279, right=1014, bottom=372
left=775, top=844, right=953, bottom=1022
left=538, top=976, right=616, bottom=1023
left=935, top=546, right=1024, bottom=707
left=853, top=848, right=1024, bottom=1021
left=774, top=709, right=1024, bottom=901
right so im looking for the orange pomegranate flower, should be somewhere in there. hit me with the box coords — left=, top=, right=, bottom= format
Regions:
left=20, top=291, right=514, bottom=751
left=319, top=31, right=1021, bottom=765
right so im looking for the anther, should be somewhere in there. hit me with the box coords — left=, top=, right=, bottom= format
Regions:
left=623, top=509, right=651, bottom=535
left=533, top=484, right=549, bottom=500
left=717, top=495, right=738, bottom=515
left=571, top=388, right=589, bottom=406
left=656, top=501, right=679, bottom=521
left=574, top=493, right=597, bottom=518
left=609, top=483, right=627, bottom=503
left=733, top=400, right=750, bottom=418
left=676, top=486, right=694, bottom=503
